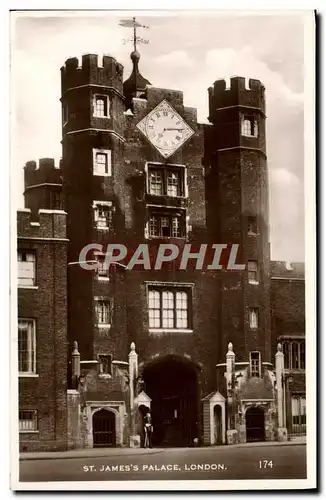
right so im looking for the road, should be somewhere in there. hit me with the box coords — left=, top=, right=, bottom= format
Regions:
left=19, top=444, right=306, bottom=483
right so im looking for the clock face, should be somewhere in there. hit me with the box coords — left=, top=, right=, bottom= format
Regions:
left=136, top=99, right=195, bottom=158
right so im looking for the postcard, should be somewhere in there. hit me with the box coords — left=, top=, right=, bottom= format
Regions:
left=10, top=8, right=316, bottom=491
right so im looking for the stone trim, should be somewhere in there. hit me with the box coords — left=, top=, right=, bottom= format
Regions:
left=85, top=402, right=126, bottom=447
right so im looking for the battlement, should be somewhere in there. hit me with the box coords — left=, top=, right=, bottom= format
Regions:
left=61, top=54, right=124, bottom=95
left=24, top=158, right=63, bottom=189
left=208, top=76, right=265, bottom=120
left=271, top=261, right=305, bottom=280
left=17, top=208, right=67, bottom=240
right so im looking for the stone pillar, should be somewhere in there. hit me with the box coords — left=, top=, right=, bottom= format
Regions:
left=71, top=341, right=80, bottom=389
left=128, top=342, right=140, bottom=447
left=225, top=342, right=238, bottom=445
left=275, top=343, right=288, bottom=441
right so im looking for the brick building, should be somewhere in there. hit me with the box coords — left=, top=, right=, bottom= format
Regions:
left=271, top=261, right=306, bottom=439
left=17, top=206, right=68, bottom=451
left=17, top=49, right=305, bottom=451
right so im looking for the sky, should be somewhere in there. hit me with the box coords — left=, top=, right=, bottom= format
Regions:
left=11, top=11, right=307, bottom=262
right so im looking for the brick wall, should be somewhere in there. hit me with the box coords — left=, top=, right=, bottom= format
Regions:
left=18, top=209, right=68, bottom=452
left=270, top=261, right=305, bottom=351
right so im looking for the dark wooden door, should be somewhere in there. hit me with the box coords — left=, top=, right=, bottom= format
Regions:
left=93, top=409, right=116, bottom=447
left=246, top=407, right=265, bottom=442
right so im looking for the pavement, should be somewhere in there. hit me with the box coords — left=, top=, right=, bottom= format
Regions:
left=17, top=442, right=308, bottom=483
left=20, top=438, right=306, bottom=461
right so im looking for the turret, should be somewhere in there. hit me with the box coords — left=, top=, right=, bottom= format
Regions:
left=60, top=53, right=127, bottom=360
left=205, top=75, right=271, bottom=365
left=24, top=158, right=63, bottom=217
left=123, top=50, right=151, bottom=110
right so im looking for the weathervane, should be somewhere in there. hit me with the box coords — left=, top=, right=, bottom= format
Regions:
left=119, top=17, right=149, bottom=50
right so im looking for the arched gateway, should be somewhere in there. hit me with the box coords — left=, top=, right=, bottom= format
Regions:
left=143, top=355, right=199, bottom=447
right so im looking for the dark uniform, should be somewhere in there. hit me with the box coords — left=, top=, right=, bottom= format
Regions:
left=143, top=413, right=153, bottom=448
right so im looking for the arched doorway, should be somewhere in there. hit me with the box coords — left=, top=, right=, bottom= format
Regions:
left=92, top=409, right=116, bottom=447
left=213, top=405, right=223, bottom=444
left=143, top=356, right=199, bottom=447
left=246, top=406, right=265, bottom=442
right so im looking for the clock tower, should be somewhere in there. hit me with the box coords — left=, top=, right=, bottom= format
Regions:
left=57, top=44, right=274, bottom=448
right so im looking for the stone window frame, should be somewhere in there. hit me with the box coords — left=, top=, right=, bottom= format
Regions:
left=241, top=114, right=258, bottom=138
left=19, top=409, right=38, bottom=433
left=145, top=281, right=194, bottom=334
left=93, top=200, right=114, bottom=231
left=18, top=318, right=37, bottom=376
left=291, top=393, right=306, bottom=427
left=97, top=353, right=113, bottom=377
left=147, top=208, right=186, bottom=239
left=146, top=162, right=187, bottom=198
left=93, top=251, right=110, bottom=281
left=248, top=215, right=258, bottom=236
left=94, top=296, right=113, bottom=328
left=282, top=339, right=305, bottom=370
left=62, top=103, right=68, bottom=126
left=93, top=148, right=112, bottom=177
left=249, top=351, right=261, bottom=378
left=248, top=260, right=259, bottom=285
left=93, top=94, right=110, bottom=118
left=17, top=249, right=36, bottom=288
left=249, top=307, right=259, bottom=329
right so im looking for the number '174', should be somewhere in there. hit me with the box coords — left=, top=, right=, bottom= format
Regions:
left=259, top=460, right=273, bottom=468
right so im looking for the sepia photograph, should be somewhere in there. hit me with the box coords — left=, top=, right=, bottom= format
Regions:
left=9, top=9, right=316, bottom=491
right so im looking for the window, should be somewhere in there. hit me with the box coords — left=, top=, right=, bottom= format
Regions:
left=18, top=319, right=36, bottom=374
left=95, top=299, right=112, bottom=326
left=291, top=395, right=306, bottom=427
left=248, top=216, right=258, bottom=235
left=167, top=171, right=182, bottom=197
left=248, top=260, right=259, bottom=284
left=283, top=341, right=305, bottom=370
left=241, top=115, right=258, bottom=137
left=93, top=201, right=114, bottom=230
left=93, top=149, right=112, bottom=176
left=51, top=191, right=62, bottom=210
left=149, top=170, right=163, bottom=195
left=148, top=210, right=185, bottom=238
left=62, top=104, right=68, bottom=125
left=19, top=410, right=38, bottom=432
left=249, top=308, right=259, bottom=329
left=250, top=351, right=261, bottom=377
left=93, top=95, right=110, bottom=118
left=18, top=250, right=36, bottom=287
left=148, top=288, right=190, bottom=330
left=94, top=253, right=110, bottom=279
left=148, top=164, right=184, bottom=197
left=98, top=354, right=112, bottom=375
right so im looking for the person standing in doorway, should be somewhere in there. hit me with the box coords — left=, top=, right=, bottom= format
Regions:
left=143, top=411, right=153, bottom=448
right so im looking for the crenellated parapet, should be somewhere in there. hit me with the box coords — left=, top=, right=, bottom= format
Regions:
left=17, top=208, right=67, bottom=240
left=208, top=76, right=265, bottom=122
left=24, top=158, right=63, bottom=190
left=61, top=54, right=124, bottom=95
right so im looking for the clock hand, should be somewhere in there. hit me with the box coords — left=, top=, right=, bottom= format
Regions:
left=163, top=128, right=184, bottom=132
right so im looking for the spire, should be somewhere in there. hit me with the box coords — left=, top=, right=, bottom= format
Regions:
left=123, top=49, right=151, bottom=110
left=119, top=17, right=151, bottom=109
